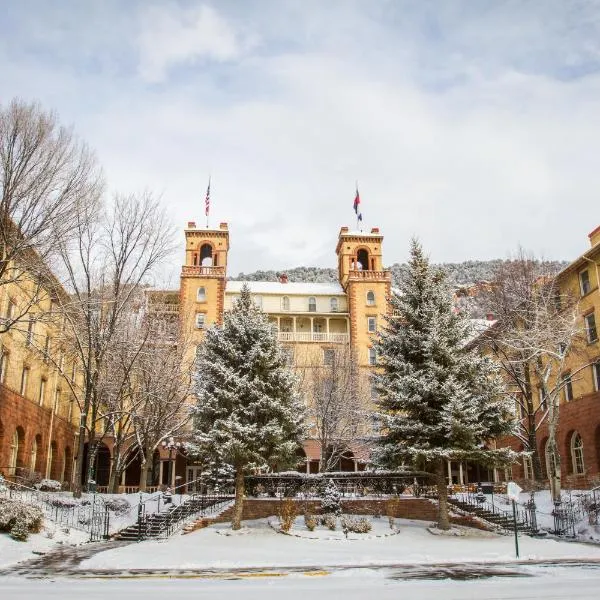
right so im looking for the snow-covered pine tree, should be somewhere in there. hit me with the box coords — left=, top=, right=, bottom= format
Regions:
left=190, top=284, right=305, bottom=530
left=321, top=479, right=342, bottom=516
left=373, top=239, right=516, bottom=530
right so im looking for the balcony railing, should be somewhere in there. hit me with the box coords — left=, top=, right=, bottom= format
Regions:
left=181, top=265, right=226, bottom=277
left=148, top=303, right=180, bottom=313
left=347, top=269, right=391, bottom=281
left=277, top=332, right=349, bottom=343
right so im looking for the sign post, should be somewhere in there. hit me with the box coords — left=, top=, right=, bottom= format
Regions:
left=507, top=481, right=523, bottom=559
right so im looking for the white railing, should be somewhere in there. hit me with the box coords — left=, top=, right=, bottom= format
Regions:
left=277, top=332, right=349, bottom=343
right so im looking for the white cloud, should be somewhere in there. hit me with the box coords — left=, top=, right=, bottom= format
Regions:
left=136, top=3, right=247, bottom=83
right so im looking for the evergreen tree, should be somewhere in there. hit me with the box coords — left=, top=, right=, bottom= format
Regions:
left=190, top=284, right=305, bottom=529
left=373, top=239, right=516, bottom=530
left=321, top=479, right=342, bottom=516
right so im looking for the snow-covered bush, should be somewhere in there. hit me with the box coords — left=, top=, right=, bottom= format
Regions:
left=46, top=496, right=80, bottom=509
left=0, top=498, right=44, bottom=541
left=321, top=513, right=337, bottom=530
left=35, top=479, right=61, bottom=492
left=341, top=516, right=372, bottom=534
left=304, top=513, right=317, bottom=531
left=278, top=498, right=297, bottom=533
left=321, top=479, right=341, bottom=516
left=104, top=497, right=131, bottom=516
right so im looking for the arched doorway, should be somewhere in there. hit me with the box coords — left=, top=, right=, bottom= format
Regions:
left=49, top=441, right=60, bottom=480
left=356, top=249, right=369, bottom=271
left=339, top=450, right=356, bottom=472
left=81, top=442, right=111, bottom=487
left=63, top=447, right=73, bottom=483
left=200, top=243, right=214, bottom=267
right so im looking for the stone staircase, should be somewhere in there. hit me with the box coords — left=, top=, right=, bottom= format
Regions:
left=448, top=496, right=532, bottom=534
left=114, top=495, right=234, bottom=541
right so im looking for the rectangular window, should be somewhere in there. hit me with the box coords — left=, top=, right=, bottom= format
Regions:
left=26, top=318, right=35, bottom=346
left=5, top=298, right=15, bottom=321
left=523, top=455, right=533, bottom=480
left=20, top=366, right=30, bottom=396
left=580, top=270, right=592, bottom=296
left=308, top=297, right=316, bottom=312
left=39, top=378, right=47, bottom=406
left=323, top=348, right=334, bottom=366
left=584, top=313, right=598, bottom=343
left=593, top=362, right=600, bottom=392
left=54, top=388, right=61, bottom=414
left=0, top=352, right=8, bottom=384
left=563, top=374, right=573, bottom=402
left=367, top=317, right=377, bottom=333
left=44, top=335, right=51, bottom=362
left=70, top=362, right=76, bottom=384
left=368, top=347, right=377, bottom=366
left=195, top=313, right=206, bottom=329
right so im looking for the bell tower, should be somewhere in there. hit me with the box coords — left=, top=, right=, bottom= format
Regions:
left=180, top=221, right=230, bottom=345
left=336, top=226, right=391, bottom=367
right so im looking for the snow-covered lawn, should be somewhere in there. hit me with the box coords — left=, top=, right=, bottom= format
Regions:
left=0, top=520, right=89, bottom=568
left=81, top=517, right=600, bottom=571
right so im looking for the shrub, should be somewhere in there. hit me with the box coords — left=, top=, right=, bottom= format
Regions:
left=46, top=496, right=80, bottom=509
left=321, top=479, right=341, bottom=516
left=321, top=513, right=337, bottom=530
left=104, top=497, right=131, bottom=516
left=304, top=513, right=317, bottom=531
left=278, top=498, right=298, bottom=533
left=35, top=479, right=61, bottom=492
left=341, top=515, right=372, bottom=534
left=0, top=498, right=44, bottom=541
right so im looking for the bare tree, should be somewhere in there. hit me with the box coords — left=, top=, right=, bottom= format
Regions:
left=296, top=344, right=370, bottom=472
left=0, top=98, right=102, bottom=334
left=480, top=250, right=587, bottom=498
left=49, top=191, right=176, bottom=496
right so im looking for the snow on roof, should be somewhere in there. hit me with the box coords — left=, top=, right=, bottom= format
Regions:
left=226, top=281, right=346, bottom=296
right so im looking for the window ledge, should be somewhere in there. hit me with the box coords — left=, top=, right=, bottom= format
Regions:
left=580, top=286, right=599, bottom=299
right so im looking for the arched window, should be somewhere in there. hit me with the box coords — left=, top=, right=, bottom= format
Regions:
left=357, top=249, right=369, bottom=271
left=200, top=243, right=213, bottom=266
left=9, top=430, right=18, bottom=476
left=281, top=296, right=290, bottom=311
left=330, top=298, right=338, bottom=312
left=366, top=291, right=375, bottom=306
left=571, top=432, right=585, bottom=475
left=308, top=297, right=316, bottom=312
left=30, top=436, right=38, bottom=473
left=0, top=351, right=8, bottom=384
left=197, top=287, right=206, bottom=302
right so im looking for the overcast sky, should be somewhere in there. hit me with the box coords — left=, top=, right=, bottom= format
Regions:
left=2, top=1, right=600, bottom=279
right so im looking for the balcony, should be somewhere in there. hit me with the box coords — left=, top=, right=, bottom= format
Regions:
left=277, top=332, right=349, bottom=343
left=148, top=302, right=180, bottom=314
left=181, top=265, right=226, bottom=277
left=347, top=269, right=391, bottom=281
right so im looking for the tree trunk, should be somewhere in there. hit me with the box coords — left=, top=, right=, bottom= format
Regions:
left=108, top=454, right=121, bottom=493
left=72, top=405, right=89, bottom=498
left=436, top=460, right=450, bottom=531
left=138, top=448, right=154, bottom=492
left=523, top=364, right=543, bottom=481
left=231, top=466, right=245, bottom=530
left=547, top=392, right=562, bottom=502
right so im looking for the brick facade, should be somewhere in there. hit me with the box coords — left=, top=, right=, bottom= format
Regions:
left=0, top=383, right=77, bottom=482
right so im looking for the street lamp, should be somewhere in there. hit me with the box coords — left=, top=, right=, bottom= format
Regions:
left=160, top=437, right=182, bottom=489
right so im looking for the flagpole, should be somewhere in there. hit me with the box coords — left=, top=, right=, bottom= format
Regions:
left=205, top=175, right=211, bottom=229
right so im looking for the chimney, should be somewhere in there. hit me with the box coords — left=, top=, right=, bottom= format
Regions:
left=279, top=273, right=288, bottom=284
left=371, top=227, right=380, bottom=234
left=340, top=226, right=349, bottom=234
left=219, top=222, right=229, bottom=230
left=588, top=225, right=600, bottom=248
left=486, top=313, right=495, bottom=321
left=187, top=221, right=196, bottom=229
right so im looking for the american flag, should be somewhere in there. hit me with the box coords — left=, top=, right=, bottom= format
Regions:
left=205, top=178, right=211, bottom=217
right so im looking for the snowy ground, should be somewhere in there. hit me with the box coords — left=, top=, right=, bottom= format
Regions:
left=3, top=565, right=600, bottom=600
left=0, top=520, right=89, bottom=568
left=80, top=517, right=600, bottom=571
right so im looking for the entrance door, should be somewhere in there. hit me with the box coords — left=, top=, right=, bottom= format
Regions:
left=186, top=466, right=204, bottom=493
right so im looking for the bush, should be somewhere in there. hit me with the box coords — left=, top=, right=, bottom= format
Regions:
left=278, top=498, right=298, bottom=533
left=0, top=498, right=44, bottom=541
left=321, top=513, right=337, bottom=530
left=321, top=479, right=341, bottom=516
left=35, top=479, right=61, bottom=492
left=46, top=496, right=80, bottom=509
left=104, top=497, right=131, bottom=516
left=304, top=513, right=317, bottom=531
left=340, top=516, right=372, bottom=534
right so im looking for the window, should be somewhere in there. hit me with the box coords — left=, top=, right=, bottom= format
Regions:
left=308, top=297, right=316, bottom=312
left=571, top=433, right=585, bottom=475
left=9, top=431, right=18, bottom=476
left=195, top=313, right=206, bottom=329
left=579, top=270, right=592, bottom=296
left=323, top=348, right=335, bottom=366
left=366, top=291, right=375, bottom=306
left=26, top=318, right=35, bottom=346
left=584, top=313, right=598, bottom=343
left=523, top=455, right=533, bottom=480
left=0, top=352, right=8, bottom=384
left=196, top=287, right=206, bottom=302
left=70, top=363, right=76, bottom=385
left=68, top=398, right=74, bottom=421
left=54, top=388, right=61, bottom=413
left=330, top=298, right=338, bottom=312
left=30, top=436, right=38, bottom=473
left=20, top=366, right=29, bottom=396
left=281, top=296, right=290, bottom=311
left=563, top=374, right=573, bottom=402
left=38, top=378, right=47, bottom=406
left=594, top=361, right=600, bottom=392
left=367, top=317, right=377, bottom=333
left=5, top=298, right=15, bottom=321
left=368, top=347, right=377, bottom=366
left=254, top=296, right=263, bottom=310
left=44, top=335, right=51, bottom=362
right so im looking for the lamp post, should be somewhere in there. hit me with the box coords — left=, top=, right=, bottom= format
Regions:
left=160, top=437, right=182, bottom=489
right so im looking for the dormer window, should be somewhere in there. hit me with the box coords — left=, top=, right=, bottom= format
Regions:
left=197, top=287, right=206, bottom=302
left=308, top=297, right=317, bottom=312
left=330, top=298, right=338, bottom=312
left=366, top=291, right=375, bottom=305
left=281, top=296, right=290, bottom=311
